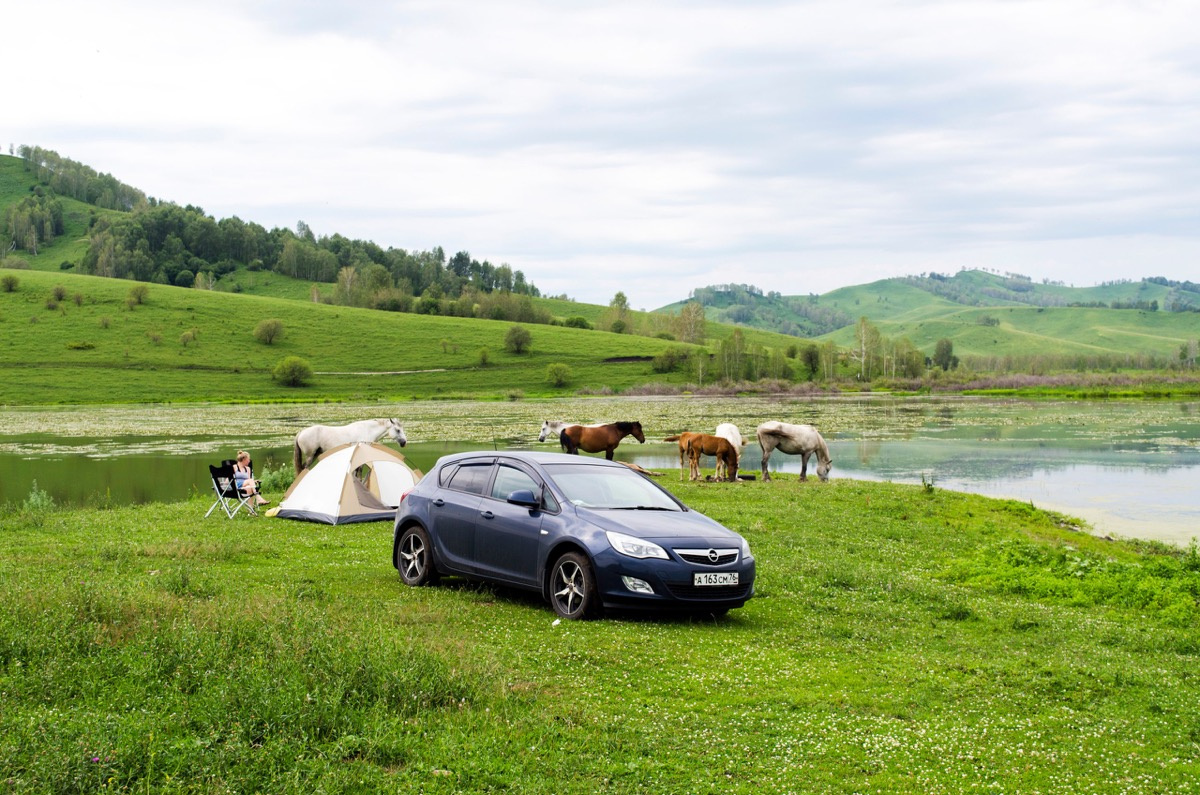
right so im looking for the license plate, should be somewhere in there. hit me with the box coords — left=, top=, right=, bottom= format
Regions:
left=693, top=571, right=738, bottom=587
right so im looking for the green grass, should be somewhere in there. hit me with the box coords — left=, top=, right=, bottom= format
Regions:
left=0, top=269, right=706, bottom=404
left=2, top=478, right=1199, bottom=793
left=824, top=303, right=1200, bottom=360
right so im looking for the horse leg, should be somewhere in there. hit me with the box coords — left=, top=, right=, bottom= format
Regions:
left=760, top=438, right=773, bottom=482
left=799, top=451, right=809, bottom=481
left=605, top=447, right=615, bottom=460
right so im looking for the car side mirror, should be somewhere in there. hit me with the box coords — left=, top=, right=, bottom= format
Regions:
left=506, top=489, right=541, bottom=508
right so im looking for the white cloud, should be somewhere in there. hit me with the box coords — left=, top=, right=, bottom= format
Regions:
left=8, top=0, right=1200, bottom=308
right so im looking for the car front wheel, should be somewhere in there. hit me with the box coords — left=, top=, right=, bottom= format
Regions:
left=549, top=551, right=598, bottom=619
left=397, top=525, right=438, bottom=586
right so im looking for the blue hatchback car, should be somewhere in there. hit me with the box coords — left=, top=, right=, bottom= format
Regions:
left=392, top=451, right=755, bottom=619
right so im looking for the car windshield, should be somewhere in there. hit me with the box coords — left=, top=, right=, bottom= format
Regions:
left=543, top=464, right=682, bottom=511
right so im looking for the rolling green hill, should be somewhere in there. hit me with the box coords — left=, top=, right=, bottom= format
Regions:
left=6, top=148, right=1198, bottom=383
left=0, top=270, right=705, bottom=404
left=664, top=273, right=1200, bottom=362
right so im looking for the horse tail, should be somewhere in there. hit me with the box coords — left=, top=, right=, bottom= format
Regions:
left=664, top=434, right=682, bottom=442
left=559, top=428, right=576, bottom=454
left=293, top=440, right=304, bottom=473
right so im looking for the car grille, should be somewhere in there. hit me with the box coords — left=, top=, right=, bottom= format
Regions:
left=662, top=583, right=752, bottom=600
left=675, top=548, right=739, bottom=566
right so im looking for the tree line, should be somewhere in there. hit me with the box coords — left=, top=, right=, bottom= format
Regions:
left=7, top=146, right=545, bottom=318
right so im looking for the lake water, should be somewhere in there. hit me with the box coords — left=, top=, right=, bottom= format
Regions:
left=1, top=396, right=1197, bottom=547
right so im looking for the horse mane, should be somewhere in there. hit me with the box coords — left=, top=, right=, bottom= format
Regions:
left=814, top=433, right=831, bottom=462
left=616, top=421, right=639, bottom=432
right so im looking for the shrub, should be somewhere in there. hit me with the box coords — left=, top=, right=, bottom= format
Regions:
left=253, top=318, right=285, bottom=345
left=504, top=324, right=532, bottom=354
left=180, top=330, right=197, bottom=347
left=257, top=462, right=296, bottom=493
left=73, top=292, right=84, bottom=306
left=51, top=285, right=67, bottom=301
left=546, top=363, right=572, bottom=387
left=22, top=480, right=55, bottom=512
left=99, top=316, right=111, bottom=329
left=128, top=284, right=150, bottom=305
left=175, top=269, right=195, bottom=288
left=1, top=274, right=18, bottom=292
left=564, top=316, right=592, bottom=330
left=652, top=346, right=691, bottom=373
left=478, top=347, right=490, bottom=366
left=273, top=356, right=313, bottom=387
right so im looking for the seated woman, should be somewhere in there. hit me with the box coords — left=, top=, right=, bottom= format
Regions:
left=233, top=450, right=269, bottom=506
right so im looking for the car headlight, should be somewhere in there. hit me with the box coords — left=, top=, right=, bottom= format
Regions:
left=740, top=536, right=753, bottom=559
left=606, top=531, right=668, bottom=560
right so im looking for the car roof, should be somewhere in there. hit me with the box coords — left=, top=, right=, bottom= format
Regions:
left=435, top=450, right=627, bottom=468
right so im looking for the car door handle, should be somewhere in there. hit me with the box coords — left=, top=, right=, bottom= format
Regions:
left=432, top=498, right=445, bottom=507
left=480, top=510, right=494, bottom=520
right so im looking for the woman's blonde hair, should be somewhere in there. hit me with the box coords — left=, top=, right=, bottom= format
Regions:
left=236, top=450, right=249, bottom=462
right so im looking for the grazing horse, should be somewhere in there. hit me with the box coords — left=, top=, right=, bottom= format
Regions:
left=538, top=420, right=606, bottom=443
left=559, top=421, right=645, bottom=460
left=664, top=432, right=739, bottom=481
left=757, top=421, right=832, bottom=482
left=714, top=422, right=746, bottom=476
left=687, top=434, right=740, bottom=482
left=294, top=418, right=407, bottom=472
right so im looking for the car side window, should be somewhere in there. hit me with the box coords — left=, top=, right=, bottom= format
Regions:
left=490, top=464, right=539, bottom=501
left=444, top=462, right=493, bottom=495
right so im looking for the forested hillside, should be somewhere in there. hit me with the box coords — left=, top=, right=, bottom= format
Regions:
left=1, top=148, right=544, bottom=316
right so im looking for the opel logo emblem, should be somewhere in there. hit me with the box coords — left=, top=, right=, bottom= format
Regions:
left=707, top=549, right=719, bottom=563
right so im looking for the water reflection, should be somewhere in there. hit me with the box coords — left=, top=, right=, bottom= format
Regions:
left=1, top=397, right=1197, bottom=547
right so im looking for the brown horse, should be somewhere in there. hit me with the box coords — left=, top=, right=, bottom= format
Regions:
left=559, top=421, right=645, bottom=460
left=664, top=432, right=704, bottom=480
left=688, top=433, right=739, bottom=482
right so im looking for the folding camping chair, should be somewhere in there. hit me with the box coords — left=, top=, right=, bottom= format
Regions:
left=204, top=463, right=258, bottom=518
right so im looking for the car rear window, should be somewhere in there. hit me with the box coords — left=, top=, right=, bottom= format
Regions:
left=443, top=462, right=493, bottom=495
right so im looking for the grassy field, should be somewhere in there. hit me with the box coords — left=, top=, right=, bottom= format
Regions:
left=0, top=269, right=704, bottom=404
left=2, top=476, right=1198, bottom=793
left=823, top=302, right=1200, bottom=361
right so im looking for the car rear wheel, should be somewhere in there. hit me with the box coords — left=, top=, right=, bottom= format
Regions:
left=549, top=551, right=598, bottom=620
left=397, top=525, right=438, bottom=586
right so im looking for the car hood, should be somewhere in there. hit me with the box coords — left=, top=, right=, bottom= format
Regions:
left=573, top=505, right=740, bottom=543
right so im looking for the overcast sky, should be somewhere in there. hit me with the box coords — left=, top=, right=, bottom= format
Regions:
left=9, top=0, right=1200, bottom=309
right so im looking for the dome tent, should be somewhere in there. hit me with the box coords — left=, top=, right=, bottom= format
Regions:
left=275, top=442, right=421, bottom=525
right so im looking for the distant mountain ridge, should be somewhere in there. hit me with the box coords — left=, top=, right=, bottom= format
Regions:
left=662, top=271, right=1200, bottom=339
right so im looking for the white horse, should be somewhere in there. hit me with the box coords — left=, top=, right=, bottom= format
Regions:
left=756, top=421, right=832, bottom=482
left=714, top=422, right=746, bottom=480
left=294, top=418, right=407, bottom=472
left=538, top=420, right=606, bottom=444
